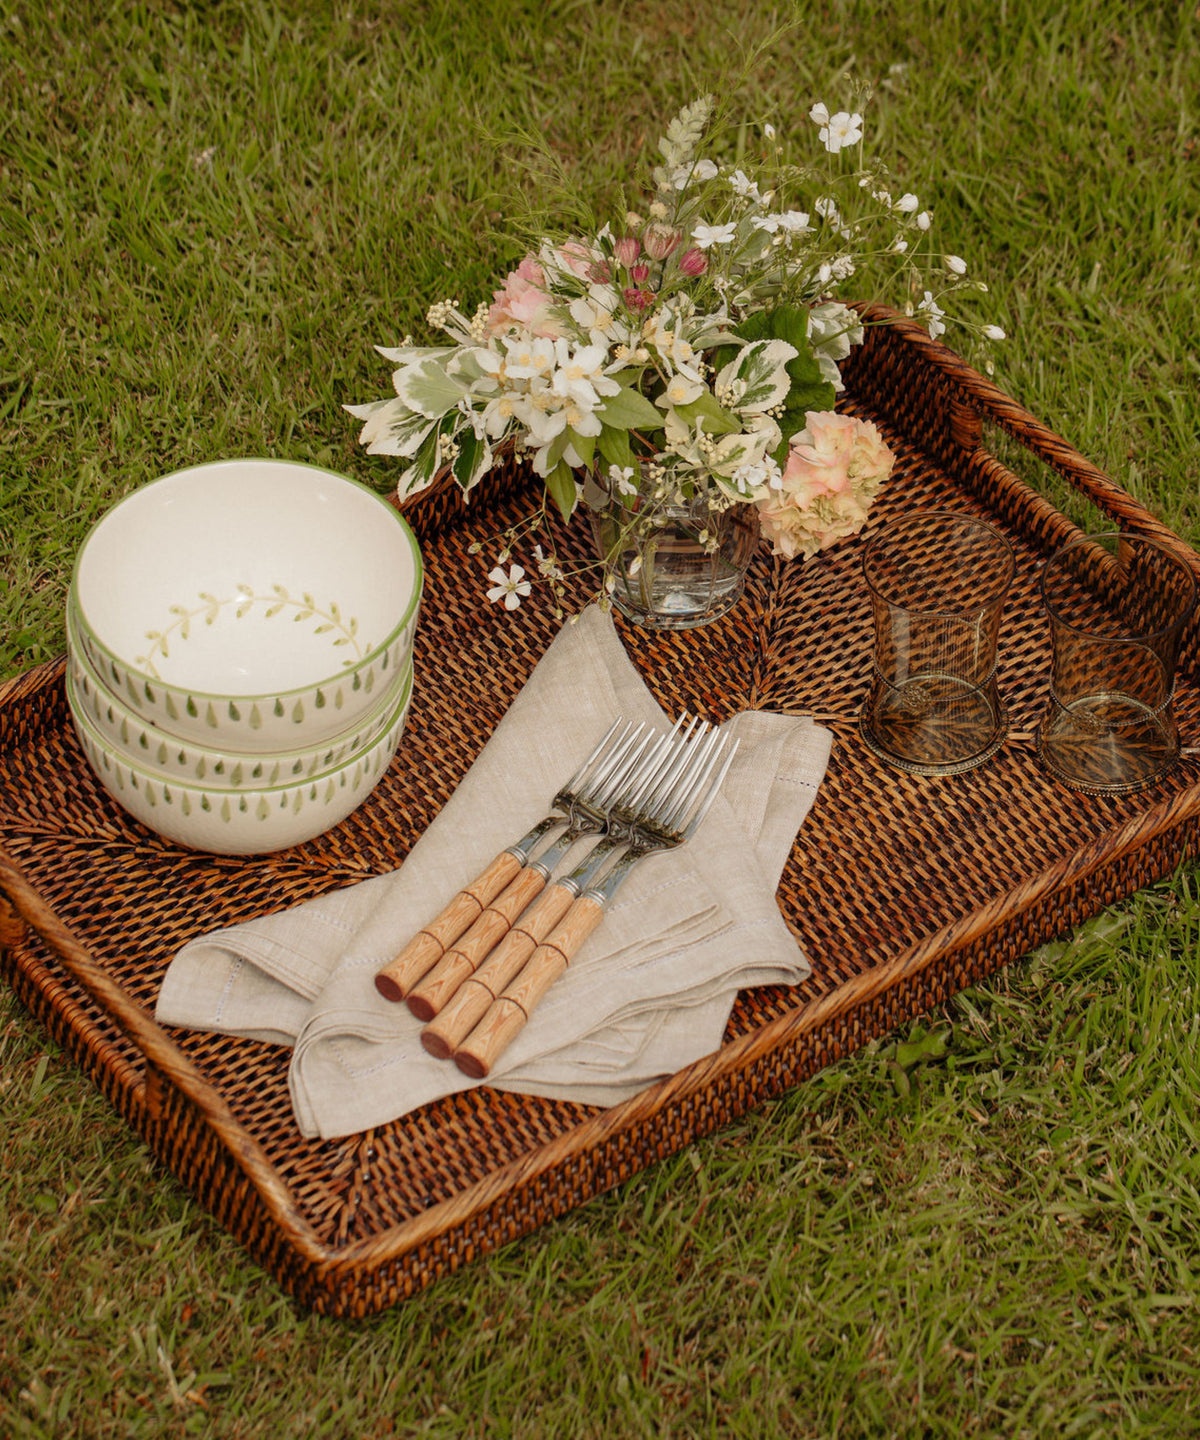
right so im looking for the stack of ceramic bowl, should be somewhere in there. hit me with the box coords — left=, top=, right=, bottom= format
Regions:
left=65, top=459, right=422, bottom=855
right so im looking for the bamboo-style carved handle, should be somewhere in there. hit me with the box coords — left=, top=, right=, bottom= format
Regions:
left=373, top=850, right=523, bottom=1002
left=405, top=865, right=549, bottom=1021
left=420, top=978, right=494, bottom=1060
left=419, top=881, right=578, bottom=1058
left=454, top=895, right=605, bottom=1079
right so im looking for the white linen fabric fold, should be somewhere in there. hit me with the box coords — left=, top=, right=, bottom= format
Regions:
left=156, top=606, right=831, bottom=1138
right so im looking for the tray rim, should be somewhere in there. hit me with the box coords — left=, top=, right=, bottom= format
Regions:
left=5, top=310, right=1200, bottom=1310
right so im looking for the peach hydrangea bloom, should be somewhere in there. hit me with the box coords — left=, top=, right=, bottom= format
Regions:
left=486, top=256, right=565, bottom=338
left=756, top=411, right=895, bottom=560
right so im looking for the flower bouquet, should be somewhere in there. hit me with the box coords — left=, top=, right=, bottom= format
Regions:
left=348, top=92, right=1002, bottom=626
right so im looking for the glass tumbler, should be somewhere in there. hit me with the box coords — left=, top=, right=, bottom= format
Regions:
left=860, top=510, right=1015, bottom=775
left=1035, top=531, right=1196, bottom=793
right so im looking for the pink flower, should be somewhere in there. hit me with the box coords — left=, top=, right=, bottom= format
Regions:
left=677, top=247, right=708, bottom=277
left=622, top=287, right=656, bottom=313
left=630, top=262, right=650, bottom=284
left=486, top=255, right=564, bottom=338
left=613, top=235, right=641, bottom=268
left=557, top=240, right=597, bottom=277
left=756, top=411, right=895, bottom=560
left=643, top=222, right=683, bottom=260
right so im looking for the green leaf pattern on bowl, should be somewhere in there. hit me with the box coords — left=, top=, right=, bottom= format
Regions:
left=136, top=584, right=367, bottom=678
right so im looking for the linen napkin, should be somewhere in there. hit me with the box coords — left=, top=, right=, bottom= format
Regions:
left=156, top=605, right=831, bottom=1138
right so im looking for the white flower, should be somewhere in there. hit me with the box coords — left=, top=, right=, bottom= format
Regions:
left=982, top=324, right=1007, bottom=341
left=816, top=109, right=863, bottom=154
left=486, top=564, right=532, bottom=610
left=814, top=197, right=842, bottom=226
left=918, top=290, right=946, bottom=340
left=532, top=544, right=562, bottom=580
left=609, top=464, right=639, bottom=496
left=916, top=210, right=932, bottom=231
left=750, top=213, right=782, bottom=234
left=669, top=158, right=718, bottom=189
left=891, top=237, right=909, bottom=253
left=729, top=456, right=782, bottom=496
left=691, top=222, right=738, bottom=249
left=728, top=168, right=762, bottom=202
left=777, top=210, right=812, bottom=234
left=945, top=254, right=967, bottom=275
left=895, top=193, right=919, bottom=212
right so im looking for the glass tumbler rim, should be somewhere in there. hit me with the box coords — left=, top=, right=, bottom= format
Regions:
left=861, top=508, right=1016, bottom=617
left=1038, top=529, right=1198, bottom=644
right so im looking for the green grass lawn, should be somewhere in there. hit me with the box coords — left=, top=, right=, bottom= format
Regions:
left=2, top=1, right=1200, bottom=1434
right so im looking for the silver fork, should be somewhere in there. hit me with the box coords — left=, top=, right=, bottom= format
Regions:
left=374, top=717, right=658, bottom=1003
left=419, top=714, right=710, bottom=1056
left=449, top=720, right=738, bottom=1078
left=403, top=718, right=683, bottom=1020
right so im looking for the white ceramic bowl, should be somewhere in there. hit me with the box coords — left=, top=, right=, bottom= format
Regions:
left=70, top=459, right=422, bottom=752
left=66, top=664, right=413, bottom=855
left=67, top=603, right=413, bottom=789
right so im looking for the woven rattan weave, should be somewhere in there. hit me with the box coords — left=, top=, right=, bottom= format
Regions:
left=3, top=309, right=1199, bottom=1316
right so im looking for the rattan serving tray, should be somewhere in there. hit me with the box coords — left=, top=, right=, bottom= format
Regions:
left=4, top=311, right=1200, bottom=1317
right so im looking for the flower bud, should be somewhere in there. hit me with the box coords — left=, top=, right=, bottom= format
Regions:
left=642, top=222, right=683, bottom=259
left=677, top=247, right=708, bottom=276
left=613, top=235, right=641, bottom=267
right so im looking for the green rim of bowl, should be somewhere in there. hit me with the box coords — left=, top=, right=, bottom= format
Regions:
left=67, top=661, right=413, bottom=796
left=69, top=459, right=423, bottom=705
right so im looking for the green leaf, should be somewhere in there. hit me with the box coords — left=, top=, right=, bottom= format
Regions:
left=394, top=358, right=466, bottom=418
left=451, top=427, right=491, bottom=491
left=672, top=390, right=740, bottom=435
left=567, top=427, right=596, bottom=468
left=544, top=460, right=578, bottom=522
left=597, top=423, right=633, bottom=471
left=597, top=384, right=663, bottom=432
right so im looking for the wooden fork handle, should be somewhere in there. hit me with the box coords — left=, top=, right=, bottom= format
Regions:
left=419, top=882, right=578, bottom=1057
left=454, top=895, right=605, bottom=1079
left=373, top=850, right=523, bottom=1002
left=405, top=864, right=549, bottom=1021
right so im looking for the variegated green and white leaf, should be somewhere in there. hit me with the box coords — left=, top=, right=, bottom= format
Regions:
left=394, top=358, right=469, bottom=419
left=716, top=339, right=798, bottom=414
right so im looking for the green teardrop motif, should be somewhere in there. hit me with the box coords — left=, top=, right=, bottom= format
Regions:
left=292, top=700, right=305, bottom=724
left=256, top=797, right=270, bottom=820
left=220, top=797, right=232, bottom=822
left=156, top=742, right=168, bottom=765
left=166, top=693, right=180, bottom=721
left=274, top=698, right=285, bottom=717
left=181, top=794, right=191, bottom=816
left=186, top=696, right=199, bottom=718
left=315, top=689, right=326, bottom=709
left=228, top=701, right=241, bottom=721
left=249, top=704, right=263, bottom=729
left=205, top=702, right=219, bottom=729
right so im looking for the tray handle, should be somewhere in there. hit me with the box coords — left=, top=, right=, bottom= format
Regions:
left=855, top=304, right=1200, bottom=556
left=850, top=306, right=1200, bottom=673
left=0, top=850, right=329, bottom=1263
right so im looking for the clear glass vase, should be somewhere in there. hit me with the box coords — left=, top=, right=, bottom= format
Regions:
left=586, top=469, right=760, bottom=630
